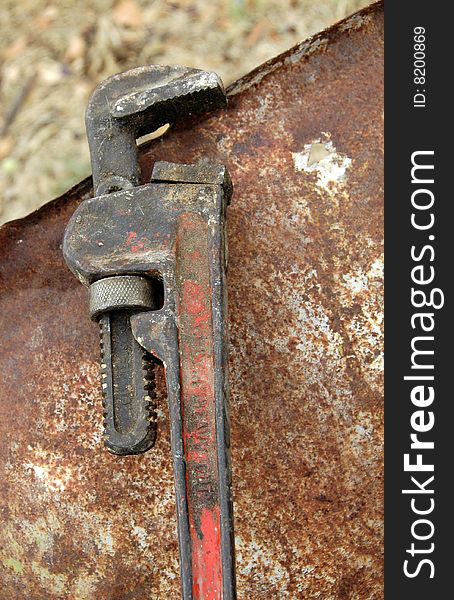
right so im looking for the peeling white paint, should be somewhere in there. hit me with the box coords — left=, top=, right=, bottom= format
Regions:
left=343, top=271, right=368, bottom=296
left=97, top=522, right=114, bottom=555
left=368, top=257, right=384, bottom=279
left=24, top=461, right=73, bottom=493
left=72, top=572, right=98, bottom=598
left=339, top=11, right=373, bottom=32
left=292, top=138, right=352, bottom=190
left=132, top=525, right=148, bottom=551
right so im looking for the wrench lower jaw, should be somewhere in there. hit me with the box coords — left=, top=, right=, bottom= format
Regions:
left=104, top=429, right=156, bottom=456
left=102, top=396, right=157, bottom=456
left=99, top=312, right=157, bottom=456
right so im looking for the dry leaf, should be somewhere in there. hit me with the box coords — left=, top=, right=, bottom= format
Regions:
left=0, top=137, right=14, bottom=161
left=35, top=5, right=59, bottom=30
left=38, top=62, right=63, bottom=85
left=65, top=36, right=87, bottom=63
left=113, top=0, right=144, bottom=28
left=245, top=19, right=268, bottom=48
left=2, top=37, right=27, bottom=61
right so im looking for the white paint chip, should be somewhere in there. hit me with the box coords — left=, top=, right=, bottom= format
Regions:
left=292, top=137, right=352, bottom=190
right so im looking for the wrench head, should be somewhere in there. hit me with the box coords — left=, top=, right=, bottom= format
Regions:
left=86, top=65, right=227, bottom=194
left=88, top=65, right=226, bottom=128
left=112, top=67, right=226, bottom=126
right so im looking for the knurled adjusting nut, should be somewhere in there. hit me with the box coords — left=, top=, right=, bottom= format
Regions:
left=89, top=275, right=155, bottom=320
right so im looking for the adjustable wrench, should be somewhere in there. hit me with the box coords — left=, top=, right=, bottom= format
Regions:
left=63, top=65, right=235, bottom=599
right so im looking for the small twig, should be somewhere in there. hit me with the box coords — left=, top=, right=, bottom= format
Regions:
left=0, top=73, right=37, bottom=137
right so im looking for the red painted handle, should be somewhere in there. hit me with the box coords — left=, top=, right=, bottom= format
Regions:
left=177, top=213, right=223, bottom=599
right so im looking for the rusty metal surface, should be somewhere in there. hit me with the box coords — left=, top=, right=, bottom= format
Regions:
left=0, top=2, right=383, bottom=598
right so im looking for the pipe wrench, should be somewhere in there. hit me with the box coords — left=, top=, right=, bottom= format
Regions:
left=63, top=65, right=235, bottom=600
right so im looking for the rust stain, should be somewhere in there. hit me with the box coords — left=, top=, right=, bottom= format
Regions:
left=0, top=2, right=383, bottom=598
left=125, top=231, right=146, bottom=253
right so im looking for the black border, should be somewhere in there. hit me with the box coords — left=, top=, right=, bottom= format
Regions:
left=385, top=2, right=451, bottom=595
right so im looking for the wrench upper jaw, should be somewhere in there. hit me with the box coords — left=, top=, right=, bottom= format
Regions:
left=85, top=65, right=227, bottom=195
left=112, top=69, right=226, bottom=122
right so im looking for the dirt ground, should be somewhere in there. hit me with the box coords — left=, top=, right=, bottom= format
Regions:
left=0, top=0, right=369, bottom=225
